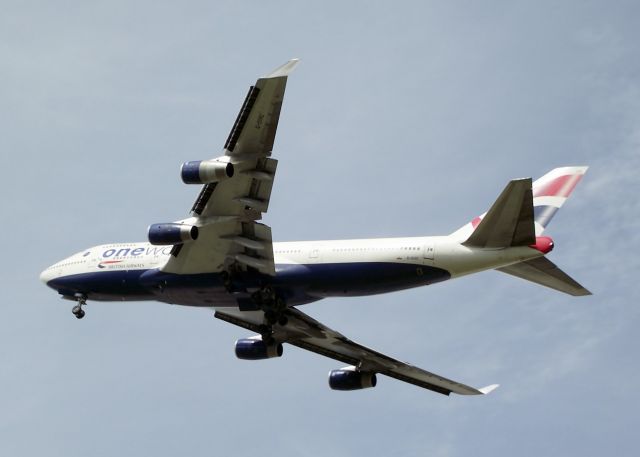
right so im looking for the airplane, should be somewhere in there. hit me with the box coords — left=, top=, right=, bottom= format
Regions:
left=40, top=59, right=591, bottom=396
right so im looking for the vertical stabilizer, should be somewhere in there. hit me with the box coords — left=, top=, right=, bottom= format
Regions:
left=451, top=166, right=588, bottom=241
left=531, top=166, right=588, bottom=235
left=462, top=178, right=535, bottom=248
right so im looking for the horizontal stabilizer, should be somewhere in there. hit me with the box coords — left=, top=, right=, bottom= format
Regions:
left=497, top=257, right=591, bottom=296
left=463, top=178, right=535, bottom=248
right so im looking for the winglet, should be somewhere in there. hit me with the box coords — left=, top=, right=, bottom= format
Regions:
left=265, top=58, right=301, bottom=78
left=478, top=384, right=500, bottom=395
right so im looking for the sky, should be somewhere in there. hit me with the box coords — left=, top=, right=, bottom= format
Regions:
left=1, top=1, right=639, bottom=455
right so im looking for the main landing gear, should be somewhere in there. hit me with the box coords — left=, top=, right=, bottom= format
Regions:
left=251, top=286, right=289, bottom=344
left=260, top=308, right=288, bottom=345
left=264, top=307, right=289, bottom=327
left=72, top=293, right=86, bottom=319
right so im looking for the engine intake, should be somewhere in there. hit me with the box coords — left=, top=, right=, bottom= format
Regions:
left=181, top=159, right=234, bottom=184
left=235, top=338, right=283, bottom=360
left=328, top=367, right=377, bottom=391
left=148, top=223, right=198, bottom=245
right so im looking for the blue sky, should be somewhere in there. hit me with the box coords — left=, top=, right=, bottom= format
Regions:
left=1, top=1, right=639, bottom=456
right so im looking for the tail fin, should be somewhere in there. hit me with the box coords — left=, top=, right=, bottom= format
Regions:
left=531, top=166, right=588, bottom=235
left=451, top=166, right=588, bottom=240
left=451, top=166, right=591, bottom=296
left=462, top=178, right=535, bottom=248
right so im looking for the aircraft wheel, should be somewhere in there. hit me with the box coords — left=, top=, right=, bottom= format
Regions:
left=72, top=293, right=87, bottom=320
left=264, top=311, right=277, bottom=325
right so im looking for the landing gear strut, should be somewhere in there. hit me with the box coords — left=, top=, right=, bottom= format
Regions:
left=259, top=324, right=275, bottom=345
left=265, top=308, right=289, bottom=327
left=250, top=286, right=289, bottom=343
left=72, top=293, right=86, bottom=319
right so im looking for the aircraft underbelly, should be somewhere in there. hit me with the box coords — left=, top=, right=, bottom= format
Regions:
left=279, top=262, right=450, bottom=297
left=46, top=269, right=155, bottom=302
left=47, top=261, right=451, bottom=306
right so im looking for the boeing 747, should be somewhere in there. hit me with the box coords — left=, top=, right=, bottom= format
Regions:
left=41, top=59, right=590, bottom=395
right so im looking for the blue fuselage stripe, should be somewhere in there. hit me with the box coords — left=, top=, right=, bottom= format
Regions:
left=46, top=262, right=451, bottom=306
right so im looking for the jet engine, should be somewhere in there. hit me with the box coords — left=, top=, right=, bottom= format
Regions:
left=181, top=159, right=234, bottom=184
left=328, top=367, right=377, bottom=390
left=235, top=338, right=283, bottom=360
left=148, top=223, right=198, bottom=245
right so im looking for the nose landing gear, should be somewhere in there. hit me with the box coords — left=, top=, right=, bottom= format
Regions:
left=72, top=293, right=86, bottom=319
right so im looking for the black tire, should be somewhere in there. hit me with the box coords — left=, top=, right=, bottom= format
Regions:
left=264, top=311, right=277, bottom=325
left=75, top=309, right=85, bottom=319
left=72, top=305, right=82, bottom=315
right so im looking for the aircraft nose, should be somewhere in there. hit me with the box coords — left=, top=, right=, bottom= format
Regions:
left=39, top=266, right=56, bottom=285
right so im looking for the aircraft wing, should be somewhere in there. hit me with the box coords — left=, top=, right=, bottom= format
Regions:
left=161, top=59, right=299, bottom=276
left=215, top=307, right=498, bottom=396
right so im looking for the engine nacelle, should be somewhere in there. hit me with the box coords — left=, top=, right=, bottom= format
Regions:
left=181, top=159, right=234, bottom=184
left=148, top=223, right=198, bottom=245
left=328, top=367, right=377, bottom=391
left=235, top=338, right=283, bottom=360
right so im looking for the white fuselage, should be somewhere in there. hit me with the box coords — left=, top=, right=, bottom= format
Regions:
left=41, top=234, right=543, bottom=306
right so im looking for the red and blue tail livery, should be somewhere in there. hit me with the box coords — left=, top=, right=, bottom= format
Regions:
left=40, top=60, right=591, bottom=396
left=532, top=166, right=588, bottom=233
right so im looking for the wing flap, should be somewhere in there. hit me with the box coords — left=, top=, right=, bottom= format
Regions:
left=224, top=85, right=261, bottom=153
left=162, top=218, right=275, bottom=275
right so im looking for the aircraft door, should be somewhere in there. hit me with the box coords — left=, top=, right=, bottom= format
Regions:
left=423, top=241, right=435, bottom=264
left=308, top=244, right=322, bottom=263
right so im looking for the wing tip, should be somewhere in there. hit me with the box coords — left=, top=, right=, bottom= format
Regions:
left=478, top=384, right=500, bottom=395
left=265, top=58, right=301, bottom=78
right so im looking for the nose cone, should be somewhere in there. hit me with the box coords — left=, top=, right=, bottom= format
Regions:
left=39, top=267, right=55, bottom=285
